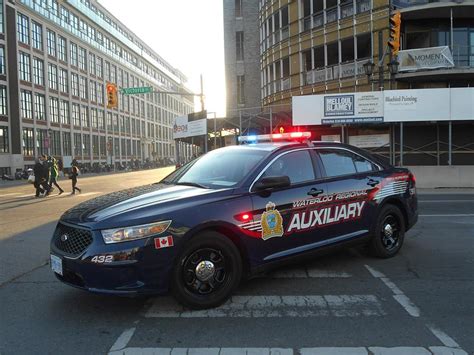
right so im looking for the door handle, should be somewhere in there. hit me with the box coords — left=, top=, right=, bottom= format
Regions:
left=367, top=179, right=380, bottom=187
left=307, top=188, right=324, bottom=196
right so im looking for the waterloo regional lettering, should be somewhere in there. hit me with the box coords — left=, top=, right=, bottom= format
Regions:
left=293, top=190, right=367, bottom=208
left=287, top=201, right=366, bottom=233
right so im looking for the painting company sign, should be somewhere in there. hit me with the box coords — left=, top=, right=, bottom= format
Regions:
left=173, top=115, right=207, bottom=139
left=398, top=46, right=454, bottom=72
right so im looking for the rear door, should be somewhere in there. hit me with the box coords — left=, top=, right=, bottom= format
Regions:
left=248, top=149, right=328, bottom=261
left=313, top=148, right=383, bottom=242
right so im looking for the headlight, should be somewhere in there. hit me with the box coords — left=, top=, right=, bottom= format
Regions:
left=101, top=220, right=171, bottom=244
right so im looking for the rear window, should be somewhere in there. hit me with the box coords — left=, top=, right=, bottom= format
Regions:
left=318, top=149, right=375, bottom=177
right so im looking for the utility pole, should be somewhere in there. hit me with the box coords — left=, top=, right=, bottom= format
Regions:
left=200, top=74, right=205, bottom=112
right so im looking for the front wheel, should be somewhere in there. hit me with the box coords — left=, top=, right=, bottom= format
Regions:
left=171, top=231, right=242, bottom=309
left=369, top=205, right=405, bottom=258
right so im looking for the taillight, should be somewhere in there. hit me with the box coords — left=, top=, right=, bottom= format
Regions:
left=408, top=172, right=416, bottom=186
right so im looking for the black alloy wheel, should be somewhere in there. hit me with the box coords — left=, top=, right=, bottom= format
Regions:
left=171, top=231, right=242, bottom=309
left=370, top=204, right=405, bottom=258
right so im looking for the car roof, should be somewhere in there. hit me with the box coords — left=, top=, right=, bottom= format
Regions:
left=229, top=142, right=304, bottom=152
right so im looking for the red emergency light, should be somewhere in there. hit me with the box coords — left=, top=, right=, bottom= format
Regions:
left=238, top=132, right=312, bottom=143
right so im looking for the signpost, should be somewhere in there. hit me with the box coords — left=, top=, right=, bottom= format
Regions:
left=120, top=86, right=153, bottom=95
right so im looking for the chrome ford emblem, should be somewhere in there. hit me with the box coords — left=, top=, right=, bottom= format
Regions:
left=60, top=234, right=69, bottom=242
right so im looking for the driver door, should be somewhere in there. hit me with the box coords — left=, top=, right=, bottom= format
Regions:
left=250, top=150, right=328, bottom=262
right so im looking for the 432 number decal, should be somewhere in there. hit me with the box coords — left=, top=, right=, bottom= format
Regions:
left=91, top=255, right=113, bottom=263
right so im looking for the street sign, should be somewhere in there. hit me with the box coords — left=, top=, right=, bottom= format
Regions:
left=121, top=87, right=153, bottom=95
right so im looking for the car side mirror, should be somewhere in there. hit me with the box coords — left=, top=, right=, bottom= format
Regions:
left=254, top=176, right=291, bottom=192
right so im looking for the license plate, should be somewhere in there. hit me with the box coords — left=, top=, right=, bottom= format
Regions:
left=50, top=254, right=63, bottom=276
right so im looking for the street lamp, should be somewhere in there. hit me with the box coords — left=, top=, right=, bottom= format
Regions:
left=363, top=61, right=376, bottom=77
left=388, top=60, right=399, bottom=75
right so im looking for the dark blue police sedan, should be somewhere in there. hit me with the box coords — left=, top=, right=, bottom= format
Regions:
left=50, top=134, right=418, bottom=309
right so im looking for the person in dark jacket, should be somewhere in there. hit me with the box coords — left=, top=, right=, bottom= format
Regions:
left=70, top=164, right=81, bottom=195
left=33, top=157, right=50, bottom=197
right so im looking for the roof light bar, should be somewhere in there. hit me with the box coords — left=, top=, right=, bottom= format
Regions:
left=238, top=132, right=311, bottom=143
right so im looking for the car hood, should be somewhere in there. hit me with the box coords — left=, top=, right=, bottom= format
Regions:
left=60, top=183, right=222, bottom=225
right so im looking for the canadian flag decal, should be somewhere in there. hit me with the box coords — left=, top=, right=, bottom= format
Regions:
left=154, top=236, right=174, bottom=249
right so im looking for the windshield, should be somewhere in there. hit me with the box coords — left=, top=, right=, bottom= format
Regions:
left=163, top=148, right=267, bottom=189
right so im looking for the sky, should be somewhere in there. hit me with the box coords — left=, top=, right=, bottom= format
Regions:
left=98, top=0, right=226, bottom=117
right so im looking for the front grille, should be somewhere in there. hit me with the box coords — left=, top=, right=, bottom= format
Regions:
left=53, top=223, right=93, bottom=257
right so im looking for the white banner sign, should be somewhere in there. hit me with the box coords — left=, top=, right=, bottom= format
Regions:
left=293, top=88, right=474, bottom=125
left=349, top=134, right=390, bottom=148
left=398, top=46, right=454, bottom=72
left=293, top=92, right=384, bottom=125
left=173, top=116, right=207, bottom=139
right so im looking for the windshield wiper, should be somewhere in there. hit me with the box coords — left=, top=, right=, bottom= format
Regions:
left=175, top=181, right=209, bottom=189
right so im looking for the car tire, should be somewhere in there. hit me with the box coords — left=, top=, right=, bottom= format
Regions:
left=369, top=204, right=405, bottom=258
left=171, top=231, right=242, bottom=309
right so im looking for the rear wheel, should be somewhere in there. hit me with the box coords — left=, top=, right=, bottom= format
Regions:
left=369, top=205, right=405, bottom=258
left=171, top=231, right=242, bottom=309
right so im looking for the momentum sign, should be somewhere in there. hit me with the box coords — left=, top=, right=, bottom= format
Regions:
left=293, top=88, right=474, bottom=125
left=173, top=115, right=207, bottom=139
left=121, top=86, right=153, bottom=95
left=398, top=46, right=454, bottom=72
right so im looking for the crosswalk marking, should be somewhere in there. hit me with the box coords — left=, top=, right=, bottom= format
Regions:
left=269, top=267, right=351, bottom=279
left=108, top=347, right=468, bottom=355
left=145, top=295, right=385, bottom=318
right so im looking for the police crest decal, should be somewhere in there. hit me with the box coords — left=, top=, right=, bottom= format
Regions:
left=261, top=202, right=284, bottom=240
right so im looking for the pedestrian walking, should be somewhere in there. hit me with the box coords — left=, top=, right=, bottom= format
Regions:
left=70, top=164, right=81, bottom=195
left=48, top=156, right=64, bottom=195
left=33, top=157, right=50, bottom=198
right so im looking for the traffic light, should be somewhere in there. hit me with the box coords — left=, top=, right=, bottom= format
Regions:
left=388, top=12, right=401, bottom=55
left=106, top=82, right=118, bottom=109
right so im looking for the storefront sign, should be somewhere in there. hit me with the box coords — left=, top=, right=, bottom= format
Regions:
left=398, top=46, right=454, bottom=72
left=173, top=115, right=207, bottom=139
left=349, top=134, right=390, bottom=148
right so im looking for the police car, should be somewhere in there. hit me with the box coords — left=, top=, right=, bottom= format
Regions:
left=50, top=132, right=418, bottom=309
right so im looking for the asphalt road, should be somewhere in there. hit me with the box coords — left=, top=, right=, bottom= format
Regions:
left=0, top=171, right=473, bottom=355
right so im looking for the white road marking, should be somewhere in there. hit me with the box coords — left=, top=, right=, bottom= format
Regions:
left=145, top=295, right=385, bottom=318
left=75, top=192, right=99, bottom=197
left=364, top=265, right=420, bottom=317
left=108, top=347, right=467, bottom=355
left=109, top=327, right=137, bottom=352
left=419, top=214, right=474, bottom=217
left=418, top=200, right=474, bottom=203
left=269, top=267, right=351, bottom=279
left=428, top=326, right=461, bottom=348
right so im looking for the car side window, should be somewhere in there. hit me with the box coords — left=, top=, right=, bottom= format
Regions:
left=318, top=149, right=376, bottom=177
left=262, top=150, right=315, bottom=185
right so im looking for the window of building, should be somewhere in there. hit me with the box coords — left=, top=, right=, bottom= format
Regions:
left=36, top=129, right=48, bottom=156
left=74, top=133, right=81, bottom=156
left=89, top=53, right=96, bottom=75
left=356, top=0, right=371, bottom=14
left=49, top=97, right=59, bottom=123
left=70, top=73, right=78, bottom=96
left=0, top=0, right=4, bottom=33
left=47, top=30, right=56, bottom=57
left=96, top=57, right=103, bottom=78
left=0, top=86, right=6, bottom=116
left=99, top=136, right=106, bottom=156
left=58, top=35, right=67, bottom=62
left=0, top=46, right=4, bottom=74
left=50, top=130, right=60, bottom=156
left=282, top=57, right=290, bottom=77
left=19, top=52, right=31, bottom=82
left=20, top=90, right=33, bottom=119
left=60, top=100, right=69, bottom=125
left=34, top=93, right=45, bottom=121
left=105, top=61, right=110, bottom=80
left=58, top=68, right=68, bottom=93
left=340, top=0, right=354, bottom=19
left=327, top=41, right=339, bottom=66
left=32, top=21, right=43, bottom=50
left=79, top=76, right=87, bottom=99
left=48, top=63, right=58, bottom=90
left=32, top=58, right=44, bottom=86
left=236, top=31, right=244, bottom=61
left=91, top=108, right=98, bottom=128
left=341, top=37, right=355, bottom=62
left=97, top=84, right=103, bottom=104
left=70, top=42, right=78, bottom=66
left=106, top=112, right=112, bottom=131
left=17, top=13, right=29, bottom=44
left=98, top=110, right=105, bottom=129
left=303, top=49, right=312, bottom=71
left=89, top=80, right=96, bottom=102
left=235, top=0, right=242, bottom=17
left=357, top=33, right=371, bottom=59
left=92, top=135, right=99, bottom=155
left=72, top=103, right=80, bottom=126
left=81, top=106, right=89, bottom=127
left=78, top=47, right=87, bottom=71
left=237, top=75, right=245, bottom=104
left=0, top=126, right=8, bottom=153
left=83, top=134, right=90, bottom=155
left=22, top=128, right=34, bottom=156
left=62, top=132, right=71, bottom=155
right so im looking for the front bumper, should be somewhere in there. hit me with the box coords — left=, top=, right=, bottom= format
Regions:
left=50, top=223, right=176, bottom=295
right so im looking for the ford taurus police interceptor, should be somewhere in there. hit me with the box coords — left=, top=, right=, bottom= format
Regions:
left=50, top=133, right=418, bottom=309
